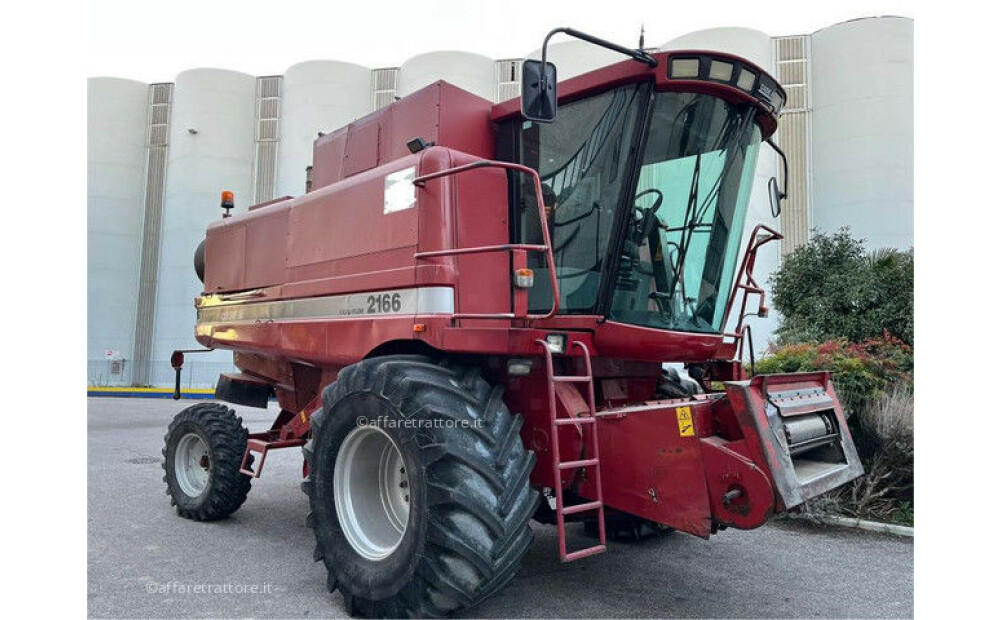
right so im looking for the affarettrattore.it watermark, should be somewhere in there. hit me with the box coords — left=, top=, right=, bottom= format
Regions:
left=356, top=416, right=483, bottom=429
left=145, top=580, right=273, bottom=595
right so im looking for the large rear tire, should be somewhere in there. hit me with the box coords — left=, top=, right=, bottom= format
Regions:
left=303, top=356, right=539, bottom=618
left=162, top=403, right=252, bottom=520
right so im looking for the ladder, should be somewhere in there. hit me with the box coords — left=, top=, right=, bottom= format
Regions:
left=536, top=339, right=607, bottom=562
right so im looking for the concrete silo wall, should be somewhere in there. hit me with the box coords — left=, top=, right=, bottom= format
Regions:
left=88, top=77, right=149, bottom=380
left=397, top=51, right=495, bottom=101
left=276, top=61, right=371, bottom=198
left=526, top=39, right=626, bottom=80
left=151, top=69, right=257, bottom=381
left=810, top=17, right=913, bottom=250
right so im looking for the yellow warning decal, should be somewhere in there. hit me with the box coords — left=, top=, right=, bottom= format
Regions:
left=676, top=406, right=695, bottom=437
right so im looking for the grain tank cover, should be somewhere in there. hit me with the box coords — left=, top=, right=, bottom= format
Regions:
left=310, top=81, right=494, bottom=191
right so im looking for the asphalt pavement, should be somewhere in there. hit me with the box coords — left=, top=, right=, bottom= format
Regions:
left=88, top=397, right=913, bottom=619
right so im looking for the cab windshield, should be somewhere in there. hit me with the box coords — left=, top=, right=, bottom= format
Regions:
left=510, top=85, right=761, bottom=334
left=610, top=92, right=761, bottom=333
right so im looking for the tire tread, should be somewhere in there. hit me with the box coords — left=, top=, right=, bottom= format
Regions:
left=303, top=356, right=537, bottom=618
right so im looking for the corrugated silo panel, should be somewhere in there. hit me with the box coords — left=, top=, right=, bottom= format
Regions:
left=88, top=77, right=150, bottom=383
left=252, top=76, right=282, bottom=204
left=397, top=51, right=494, bottom=101
left=276, top=61, right=371, bottom=198
left=494, top=59, right=521, bottom=103
left=372, top=67, right=398, bottom=110
left=773, top=35, right=812, bottom=257
left=131, top=83, right=173, bottom=385
left=776, top=112, right=811, bottom=255
left=810, top=17, right=913, bottom=251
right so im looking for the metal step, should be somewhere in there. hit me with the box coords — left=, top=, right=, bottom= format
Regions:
left=553, top=375, right=593, bottom=383
left=561, top=500, right=603, bottom=515
left=558, top=458, right=600, bottom=470
left=239, top=435, right=306, bottom=478
left=564, top=545, right=607, bottom=562
left=554, top=416, right=596, bottom=426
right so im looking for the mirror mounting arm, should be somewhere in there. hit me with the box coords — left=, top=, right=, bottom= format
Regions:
left=539, top=27, right=658, bottom=91
left=764, top=138, right=789, bottom=200
left=524, top=28, right=658, bottom=123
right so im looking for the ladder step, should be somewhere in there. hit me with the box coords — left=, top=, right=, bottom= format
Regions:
left=558, top=458, right=599, bottom=470
left=554, top=416, right=595, bottom=426
left=564, top=545, right=607, bottom=562
left=552, top=375, right=593, bottom=383
left=245, top=439, right=268, bottom=451
left=560, top=500, right=603, bottom=515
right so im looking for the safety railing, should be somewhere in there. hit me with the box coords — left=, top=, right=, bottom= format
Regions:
left=721, top=224, right=783, bottom=364
left=412, top=160, right=560, bottom=321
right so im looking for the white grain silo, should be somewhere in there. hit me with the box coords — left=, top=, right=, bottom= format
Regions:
left=526, top=40, right=624, bottom=80
left=276, top=61, right=371, bottom=197
left=397, top=51, right=495, bottom=101
left=659, top=28, right=782, bottom=351
left=88, top=77, right=149, bottom=383
left=152, top=69, right=257, bottom=383
left=810, top=17, right=913, bottom=250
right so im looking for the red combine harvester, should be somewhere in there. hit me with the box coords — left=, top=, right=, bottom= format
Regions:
left=162, top=29, right=863, bottom=618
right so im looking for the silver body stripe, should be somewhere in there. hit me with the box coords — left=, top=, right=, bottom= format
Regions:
left=197, top=287, right=454, bottom=324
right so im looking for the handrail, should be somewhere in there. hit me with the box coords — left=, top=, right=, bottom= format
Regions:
left=412, top=160, right=561, bottom=321
left=721, top=224, right=782, bottom=362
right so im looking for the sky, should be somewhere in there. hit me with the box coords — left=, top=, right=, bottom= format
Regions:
left=87, top=0, right=916, bottom=82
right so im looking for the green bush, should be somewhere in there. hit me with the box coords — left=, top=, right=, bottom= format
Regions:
left=754, top=333, right=912, bottom=417
left=770, top=229, right=913, bottom=346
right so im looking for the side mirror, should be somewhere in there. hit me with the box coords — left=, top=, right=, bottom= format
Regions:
left=521, top=59, right=558, bottom=123
left=764, top=138, right=788, bottom=218
left=768, top=177, right=783, bottom=218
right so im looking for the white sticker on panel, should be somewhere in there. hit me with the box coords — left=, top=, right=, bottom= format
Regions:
left=384, top=166, right=417, bottom=214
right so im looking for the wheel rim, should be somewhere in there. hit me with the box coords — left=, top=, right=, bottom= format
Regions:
left=333, top=425, right=410, bottom=561
left=175, top=432, right=211, bottom=497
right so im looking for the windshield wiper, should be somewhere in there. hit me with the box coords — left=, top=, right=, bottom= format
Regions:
left=658, top=106, right=756, bottom=314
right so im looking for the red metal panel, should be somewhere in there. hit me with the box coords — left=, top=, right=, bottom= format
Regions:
left=437, top=82, right=494, bottom=160
left=508, top=385, right=719, bottom=538
left=309, top=81, right=494, bottom=191
left=378, top=85, right=440, bottom=164
left=342, top=115, right=380, bottom=177
left=698, top=436, right=774, bottom=530
left=287, top=157, right=419, bottom=268
left=449, top=152, right=511, bottom=325
left=589, top=402, right=715, bottom=537
left=311, top=129, right=346, bottom=190
left=205, top=222, right=246, bottom=292
left=594, top=320, right=727, bottom=364
left=244, top=204, right=289, bottom=289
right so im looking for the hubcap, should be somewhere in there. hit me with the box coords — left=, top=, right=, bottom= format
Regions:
left=174, top=432, right=210, bottom=497
left=333, top=425, right=410, bottom=561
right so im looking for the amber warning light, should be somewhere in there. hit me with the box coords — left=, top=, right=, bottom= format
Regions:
left=221, top=190, right=235, bottom=218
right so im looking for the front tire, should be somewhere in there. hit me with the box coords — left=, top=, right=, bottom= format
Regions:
left=162, top=403, right=252, bottom=520
left=303, top=356, right=539, bottom=618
